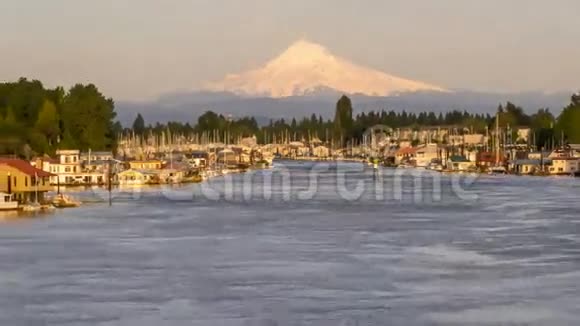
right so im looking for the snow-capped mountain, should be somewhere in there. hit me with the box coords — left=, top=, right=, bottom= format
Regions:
left=203, top=40, right=447, bottom=98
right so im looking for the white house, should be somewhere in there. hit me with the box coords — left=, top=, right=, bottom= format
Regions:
left=549, top=158, right=579, bottom=176
left=80, top=151, right=114, bottom=164
left=414, top=144, right=441, bottom=167
left=448, top=155, right=476, bottom=172
left=39, top=150, right=107, bottom=185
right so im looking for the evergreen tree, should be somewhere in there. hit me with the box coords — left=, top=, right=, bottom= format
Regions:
left=132, top=113, right=146, bottom=135
left=556, top=95, right=580, bottom=144
left=333, top=95, right=353, bottom=145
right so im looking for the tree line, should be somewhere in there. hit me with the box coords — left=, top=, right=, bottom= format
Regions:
left=0, top=78, right=120, bottom=157
left=2, top=77, right=578, bottom=157
left=128, top=94, right=580, bottom=150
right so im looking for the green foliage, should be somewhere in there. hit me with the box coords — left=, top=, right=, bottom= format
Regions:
left=132, top=113, right=146, bottom=135
left=35, top=100, right=60, bottom=147
left=333, top=95, right=354, bottom=145
left=195, top=111, right=226, bottom=133
left=0, top=78, right=117, bottom=156
left=61, top=84, right=117, bottom=151
left=530, top=108, right=555, bottom=149
left=556, top=95, right=580, bottom=144
left=4, top=106, right=17, bottom=125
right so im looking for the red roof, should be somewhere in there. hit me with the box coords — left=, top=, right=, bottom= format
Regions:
left=0, top=159, right=55, bottom=177
left=396, top=147, right=417, bottom=155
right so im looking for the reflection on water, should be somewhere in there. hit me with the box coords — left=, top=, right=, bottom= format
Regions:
left=1, top=161, right=580, bottom=325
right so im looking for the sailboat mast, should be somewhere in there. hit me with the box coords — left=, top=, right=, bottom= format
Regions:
left=495, top=111, right=500, bottom=166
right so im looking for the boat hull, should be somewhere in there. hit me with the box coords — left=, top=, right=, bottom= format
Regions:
left=0, top=203, right=19, bottom=211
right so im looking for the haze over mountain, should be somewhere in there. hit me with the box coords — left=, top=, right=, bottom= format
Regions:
left=203, top=40, right=446, bottom=98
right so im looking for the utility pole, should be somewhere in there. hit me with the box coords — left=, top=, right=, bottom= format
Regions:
left=108, top=159, right=113, bottom=206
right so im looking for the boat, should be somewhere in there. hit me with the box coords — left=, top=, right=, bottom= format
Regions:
left=51, top=194, right=81, bottom=208
left=488, top=166, right=507, bottom=174
left=20, top=203, right=54, bottom=213
left=0, top=192, right=19, bottom=211
left=398, top=162, right=415, bottom=169
left=426, top=163, right=444, bottom=172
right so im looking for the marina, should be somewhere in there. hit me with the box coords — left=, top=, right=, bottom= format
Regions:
left=1, top=161, right=580, bottom=324
left=1, top=3, right=580, bottom=324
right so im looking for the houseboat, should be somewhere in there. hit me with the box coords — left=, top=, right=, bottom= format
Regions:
left=0, top=193, right=18, bottom=211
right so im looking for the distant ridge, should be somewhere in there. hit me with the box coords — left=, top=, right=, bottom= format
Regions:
left=203, top=40, right=447, bottom=98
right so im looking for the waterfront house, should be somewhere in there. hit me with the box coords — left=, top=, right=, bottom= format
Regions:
left=159, top=168, right=185, bottom=184
left=185, top=151, right=209, bottom=168
left=116, top=169, right=160, bottom=186
left=415, top=144, right=442, bottom=168
left=53, top=149, right=81, bottom=173
left=128, top=160, right=163, bottom=170
left=510, top=159, right=546, bottom=175
left=217, top=149, right=238, bottom=167
left=395, top=147, right=417, bottom=165
left=476, top=151, right=505, bottom=168
left=35, top=150, right=109, bottom=186
left=0, top=159, right=54, bottom=204
left=159, top=161, right=190, bottom=184
left=80, top=151, right=114, bottom=164
left=549, top=158, right=579, bottom=176
left=48, top=149, right=82, bottom=185
left=448, top=155, right=475, bottom=172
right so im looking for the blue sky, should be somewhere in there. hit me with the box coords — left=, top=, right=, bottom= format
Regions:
left=1, top=0, right=579, bottom=100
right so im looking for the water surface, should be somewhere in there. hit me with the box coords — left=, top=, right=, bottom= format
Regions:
left=1, top=161, right=580, bottom=325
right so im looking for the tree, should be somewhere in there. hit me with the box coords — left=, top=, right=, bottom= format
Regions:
left=333, top=95, right=353, bottom=146
left=132, top=113, right=146, bottom=135
left=0, top=107, right=24, bottom=155
left=35, top=100, right=60, bottom=146
left=195, top=111, right=229, bottom=136
left=4, top=106, right=17, bottom=125
left=556, top=95, right=580, bottom=144
left=61, top=84, right=117, bottom=150
left=530, top=108, right=555, bottom=149
left=490, top=104, right=518, bottom=142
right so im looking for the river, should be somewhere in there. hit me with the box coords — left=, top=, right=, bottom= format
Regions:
left=1, top=161, right=580, bottom=325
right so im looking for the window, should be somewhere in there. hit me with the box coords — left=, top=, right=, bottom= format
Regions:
left=559, top=168, right=564, bottom=172
left=65, top=167, right=71, bottom=173
left=25, top=177, right=28, bottom=187
left=73, top=156, right=77, bottom=162
left=13, top=177, right=16, bottom=187
left=65, top=157, right=70, bottom=163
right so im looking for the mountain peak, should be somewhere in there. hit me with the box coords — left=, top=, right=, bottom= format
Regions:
left=267, top=40, right=335, bottom=68
left=282, top=39, right=329, bottom=57
left=203, top=40, right=447, bottom=98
